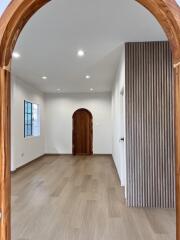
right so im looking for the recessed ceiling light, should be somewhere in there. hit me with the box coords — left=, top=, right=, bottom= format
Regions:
left=77, top=49, right=85, bottom=57
left=42, top=76, right=47, bottom=80
left=86, top=75, right=91, bottom=79
left=12, top=52, right=21, bottom=59
left=90, top=88, right=94, bottom=91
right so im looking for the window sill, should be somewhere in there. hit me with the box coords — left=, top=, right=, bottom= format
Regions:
left=24, top=135, right=40, bottom=140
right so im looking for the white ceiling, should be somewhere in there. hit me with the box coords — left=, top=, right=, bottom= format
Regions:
left=12, top=0, right=167, bottom=93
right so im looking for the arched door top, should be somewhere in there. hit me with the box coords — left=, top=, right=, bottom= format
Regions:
left=73, top=108, right=93, bottom=119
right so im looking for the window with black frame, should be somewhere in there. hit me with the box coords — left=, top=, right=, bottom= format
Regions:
left=24, top=100, right=32, bottom=137
left=24, top=100, right=40, bottom=138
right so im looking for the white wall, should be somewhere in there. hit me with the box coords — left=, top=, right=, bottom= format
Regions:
left=11, top=75, right=45, bottom=171
left=45, top=92, right=112, bottom=154
left=112, top=44, right=126, bottom=193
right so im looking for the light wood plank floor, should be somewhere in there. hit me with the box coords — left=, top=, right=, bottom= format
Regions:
left=11, top=155, right=176, bottom=240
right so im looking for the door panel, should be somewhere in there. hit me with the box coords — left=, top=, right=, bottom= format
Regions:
left=73, top=109, right=93, bottom=155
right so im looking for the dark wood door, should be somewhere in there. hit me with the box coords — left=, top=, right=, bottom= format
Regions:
left=73, top=108, right=93, bottom=155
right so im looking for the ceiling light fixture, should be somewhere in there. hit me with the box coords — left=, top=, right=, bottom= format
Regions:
left=12, top=52, right=21, bottom=59
left=86, top=75, right=91, bottom=79
left=42, top=76, right=48, bottom=80
left=77, top=49, right=85, bottom=57
left=90, top=88, right=94, bottom=91
left=57, top=88, right=61, bottom=91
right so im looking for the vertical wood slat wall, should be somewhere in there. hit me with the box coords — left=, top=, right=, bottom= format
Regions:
left=125, top=42, right=175, bottom=208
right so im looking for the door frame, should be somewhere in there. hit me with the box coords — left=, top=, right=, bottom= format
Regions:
left=72, top=108, right=93, bottom=155
left=0, top=0, right=179, bottom=239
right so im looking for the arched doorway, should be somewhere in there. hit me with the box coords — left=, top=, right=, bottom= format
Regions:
left=0, top=1, right=179, bottom=239
left=72, top=109, right=93, bottom=155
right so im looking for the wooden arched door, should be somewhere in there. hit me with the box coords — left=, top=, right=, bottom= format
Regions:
left=73, top=108, right=93, bottom=155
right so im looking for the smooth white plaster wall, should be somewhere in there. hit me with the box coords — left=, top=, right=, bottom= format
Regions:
left=44, top=93, right=112, bottom=154
left=112, top=44, right=126, bottom=194
left=11, top=75, right=45, bottom=171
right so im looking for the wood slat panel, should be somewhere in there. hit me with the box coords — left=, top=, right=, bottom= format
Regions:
left=125, top=42, right=175, bottom=208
